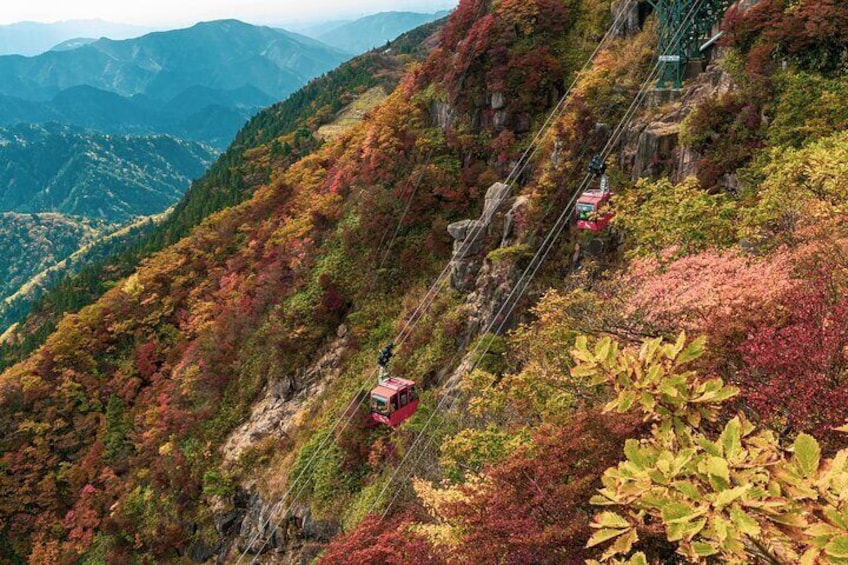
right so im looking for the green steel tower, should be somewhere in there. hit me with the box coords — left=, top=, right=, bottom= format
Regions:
left=646, top=0, right=734, bottom=89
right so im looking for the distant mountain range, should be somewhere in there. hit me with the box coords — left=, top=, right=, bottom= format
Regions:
left=300, top=11, right=451, bottom=54
left=0, top=19, right=151, bottom=57
left=0, top=123, right=216, bottom=223
left=0, top=19, right=349, bottom=148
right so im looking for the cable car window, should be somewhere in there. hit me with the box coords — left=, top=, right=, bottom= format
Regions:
left=577, top=203, right=595, bottom=219
left=390, top=395, right=398, bottom=412
left=410, top=387, right=418, bottom=401
left=400, top=391, right=408, bottom=407
left=371, top=394, right=389, bottom=415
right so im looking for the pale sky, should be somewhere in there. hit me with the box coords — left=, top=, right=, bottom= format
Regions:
left=0, top=0, right=458, bottom=27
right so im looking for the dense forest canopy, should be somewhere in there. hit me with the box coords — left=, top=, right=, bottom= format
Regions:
left=2, top=1, right=848, bottom=564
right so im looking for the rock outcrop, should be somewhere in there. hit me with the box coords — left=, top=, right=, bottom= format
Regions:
left=221, top=334, right=349, bottom=466
left=620, top=63, right=736, bottom=183
left=209, top=334, right=350, bottom=562
left=447, top=182, right=512, bottom=292
left=612, top=0, right=645, bottom=38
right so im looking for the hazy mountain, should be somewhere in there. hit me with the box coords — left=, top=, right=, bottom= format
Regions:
left=0, top=123, right=216, bottom=222
left=313, top=11, right=450, bottom=54
left=0, top=20, right=348, bottom=147
left=289, top=19, right=353, bottom=38
left=0, top=20, right=347, bottom=101
left=49, top=38, right=98, bottom=52
left=0, top=84, right=272, bottom=149
left=0, top=19, right=150, bottom=56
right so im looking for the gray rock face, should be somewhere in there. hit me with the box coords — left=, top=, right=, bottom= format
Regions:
left=491, top=91, right=506, bottom=110
left=481, top=182, right=511, bottom=223
left=611, top=0, right=642, bottom=38
left=220, top=335, right=348, bottom=464
left=632, top=121, right=680, bottom=180
left=430, top=100, right=453, bottom=130
left=447, top=182, right=513, bottom=292
left=232, top=498, right=339, bottom=561
left=618, top=63, right=736, bottom=183
left=502, top=195, right=529, bottom=247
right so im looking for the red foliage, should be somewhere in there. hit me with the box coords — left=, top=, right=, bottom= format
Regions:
left=136, top=340, right=161, bottom=382
left=63, top=484, right=102, bottom=551
left=318, top=514, right=445, bottom=565
left=625, top=248, right=798, bottom=350
left=682, top=92, right=765, bottom=187
left=316, top=274, right=348, bottom=327
left=723, top=0, right=848, bottom=75
left=440, top=411, right=649, bottom=564
left=425, top=0, right=571, bottom=119
left=738, top=275, right=848, bottom=442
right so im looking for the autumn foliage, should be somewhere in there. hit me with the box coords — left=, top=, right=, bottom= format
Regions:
left=428, top=412, right=648, bottom=564
left=723, top=0, right=848, bottom=75
left=318, top=513, right=445, bottom=565
left=739, top=275, right=848, bottom=441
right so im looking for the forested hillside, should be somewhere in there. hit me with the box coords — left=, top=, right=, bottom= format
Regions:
left=2, top=1, right=848, bottom=564
left=0, top=213, right=106, bottom=307
left=0, top=124, right=215, bottom=223
left=0, top=124, right=213, bottom=336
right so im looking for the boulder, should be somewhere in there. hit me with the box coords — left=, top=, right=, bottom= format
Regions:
left=491, top=91, right=506, bottom=110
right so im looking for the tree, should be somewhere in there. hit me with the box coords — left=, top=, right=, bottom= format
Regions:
left=614, top=177, right=739, bottom=257
left=624, top=248, right=797, bottom=350
left=416, top=412, right=648, bottom=564
left=572, top=333, right=848, bottom=565
left=723, top=0, right=848, bottom=75
left=742, top=131, right=848, bottom=241
left=738, top=275, right=848, bottom=443
left=318, top=514, right=445, bottom=565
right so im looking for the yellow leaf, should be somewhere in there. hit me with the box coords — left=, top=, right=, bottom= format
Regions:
left=586, top=527, right=629, bottom=548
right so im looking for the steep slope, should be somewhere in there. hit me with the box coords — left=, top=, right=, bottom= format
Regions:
left=0, top=0, right=592, bottom=559
left=4, top=1, right=848, bottom=564
left=314, top=11, right=450, bottom=54
left=0, top=19, right=445, bottom=369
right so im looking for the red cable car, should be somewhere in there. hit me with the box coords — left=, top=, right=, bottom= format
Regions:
left=576, top=190, right=614, bottom=231
left=576, top=154, right=614, bottom=232
left=369, top=377, right=420, bottom=427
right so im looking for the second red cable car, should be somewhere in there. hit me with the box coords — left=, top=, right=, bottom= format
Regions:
left=369, top=343, right=420, bottom=427
left=576, top=155, right=614, bottom=232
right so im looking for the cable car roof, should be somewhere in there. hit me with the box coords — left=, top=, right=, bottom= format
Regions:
left=371, top=377, right=416, bottom=397
left=577, top=190, right=611, bottom=204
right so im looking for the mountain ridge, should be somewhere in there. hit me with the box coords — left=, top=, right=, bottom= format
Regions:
left=313, top=10, right=451, bottom=54
left=0, top=20, right=349, bottom=147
